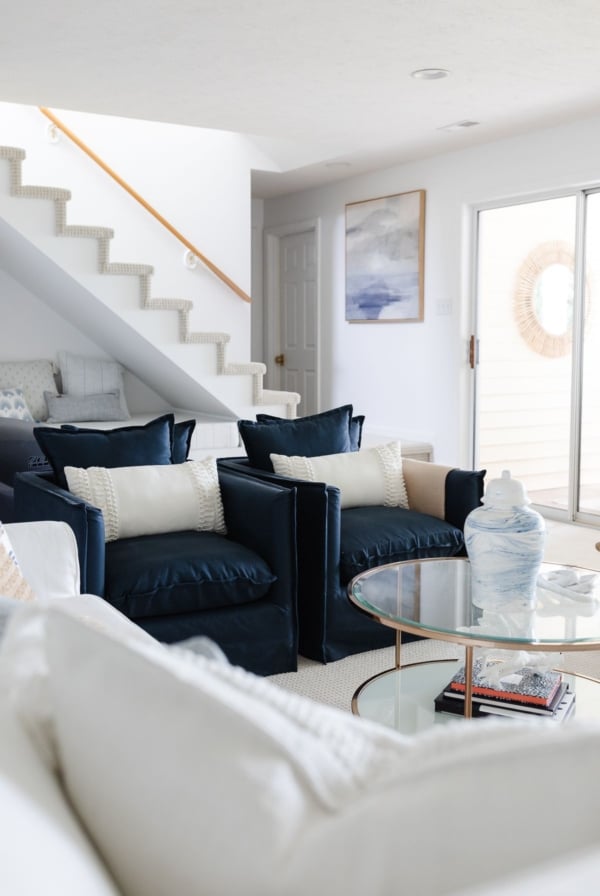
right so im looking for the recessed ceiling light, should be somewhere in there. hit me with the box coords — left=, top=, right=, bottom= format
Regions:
left=438, top=120, right=480, bottom=131
left=410, top=68, right=450, bottom=80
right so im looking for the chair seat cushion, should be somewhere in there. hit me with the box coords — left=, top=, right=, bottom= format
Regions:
left=104, top=531, right=276, bottom=619
left=339, top=506, right=465, bottom=583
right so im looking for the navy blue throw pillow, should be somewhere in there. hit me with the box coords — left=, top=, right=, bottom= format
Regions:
left=240, top=405, right=355, bottom=471
left=58, top=416, right=196, bottom=465
left=348, top=415, right=365, bottom=450
left=171, top=419, right=196, bottom=463
left=445, top=468, right=486, bottom=530
left=34, top=414, right=175, bottom=488
left=257, top=408, right=365, bottom=451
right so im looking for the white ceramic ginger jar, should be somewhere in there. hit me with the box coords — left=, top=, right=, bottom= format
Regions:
left=464, top=470, right=545, bottom=610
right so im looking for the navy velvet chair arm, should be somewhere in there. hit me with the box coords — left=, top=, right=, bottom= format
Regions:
left=14, top=471, right=106, bottom=596
left=218, top=458, right=342, bottom=658
left=219, top=468, right=296, bottom=581
left=218, top=469, right=298, bottom=651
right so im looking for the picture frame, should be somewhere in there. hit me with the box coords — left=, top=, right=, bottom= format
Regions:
left=345, top=189, right=425, bottom=322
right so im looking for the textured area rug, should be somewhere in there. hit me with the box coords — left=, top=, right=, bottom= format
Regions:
left=270, top=641, right=461, bottom=712
left=270, top=641, right=600, bottom=713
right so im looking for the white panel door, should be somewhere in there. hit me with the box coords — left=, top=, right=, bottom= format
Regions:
left=279, top=229, right=318, bottom=415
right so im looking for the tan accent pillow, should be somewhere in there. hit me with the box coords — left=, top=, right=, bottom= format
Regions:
left=270, top=441, right=408, bottom=510
left=402, top=458, right=452, bottom=521
left=65, top=459, right=226, bottom=542
left=0, top=523, right=35, bottom=601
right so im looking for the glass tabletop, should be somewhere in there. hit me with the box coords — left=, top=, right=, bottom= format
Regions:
left=348, top=557, right=600, bottom=650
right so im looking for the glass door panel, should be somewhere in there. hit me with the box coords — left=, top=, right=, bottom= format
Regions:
left=580, top=192, right=600, bottom=518
left=476, top=196, right=577, bottom=512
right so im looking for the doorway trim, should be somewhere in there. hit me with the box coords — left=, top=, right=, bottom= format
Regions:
left=264, top=217, right=321, bottom=410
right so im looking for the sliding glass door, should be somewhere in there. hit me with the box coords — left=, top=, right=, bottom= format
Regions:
left=474, top=190, right=600, bottom=524
left=580, top=192, right=600, bottom=517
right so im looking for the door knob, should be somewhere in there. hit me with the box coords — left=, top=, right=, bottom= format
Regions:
left=275, top=353, right=285, bottom=366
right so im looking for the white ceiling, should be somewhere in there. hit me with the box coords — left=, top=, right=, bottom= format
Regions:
left=3, top=0, right=600, bottom=197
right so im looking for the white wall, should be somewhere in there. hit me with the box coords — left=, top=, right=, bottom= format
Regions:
left=0, top=101, right=268, bottom=363
left=250, top=198, right=265, bottom=364
left=0, top=268, right=170, bottom=413
left=258, top=113, right=600, bottom=466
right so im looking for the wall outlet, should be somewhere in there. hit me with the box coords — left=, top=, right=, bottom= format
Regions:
left=436, top=299, right=452, bottom=316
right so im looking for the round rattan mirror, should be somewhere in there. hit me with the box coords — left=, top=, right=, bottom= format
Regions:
left=513, top=241, right=582, bottom=358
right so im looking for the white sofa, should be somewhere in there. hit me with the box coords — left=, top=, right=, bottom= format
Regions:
left=3, top=521, right=600, bottom=896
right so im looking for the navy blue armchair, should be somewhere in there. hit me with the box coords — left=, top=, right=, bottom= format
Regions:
left=218, top=456, right=485, bottom=663
left=14, top=468, right=298, bottom=676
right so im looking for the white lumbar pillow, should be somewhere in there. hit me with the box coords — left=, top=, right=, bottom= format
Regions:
left=65, top=459, right=225, bottom=541
left=270, top=440, right=408, bottom=509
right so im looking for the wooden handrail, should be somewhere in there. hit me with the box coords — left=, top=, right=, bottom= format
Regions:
left=39, top=107, right=251, bottom=303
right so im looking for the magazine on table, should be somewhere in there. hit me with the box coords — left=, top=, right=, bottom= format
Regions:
left=434, top=683, right=575, bottom=721
left=446, top=659, right=563, bottom=708
left=434, top=657, right=575, bottom=722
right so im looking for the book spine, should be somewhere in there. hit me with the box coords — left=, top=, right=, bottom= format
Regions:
left=442, top=686, right=566, bottom=716
left=448, top=682, right=559, bottom=707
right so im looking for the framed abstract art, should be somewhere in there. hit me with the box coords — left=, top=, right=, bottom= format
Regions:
left=345, top=189, right=425, bottom=322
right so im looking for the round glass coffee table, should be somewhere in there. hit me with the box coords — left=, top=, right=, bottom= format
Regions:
left=348, top=557, right=600, bottom=734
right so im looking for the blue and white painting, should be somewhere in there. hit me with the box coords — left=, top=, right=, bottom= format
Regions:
left=345, top=190, right=425, bottom=322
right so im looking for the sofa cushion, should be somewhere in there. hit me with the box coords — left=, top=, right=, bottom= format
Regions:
left=0, top=386, right=35, bottom=421
left=0, top=359, right=57, bottom=422
left=58, top=350, right=130, bottom=418
left=104, top=530, right=276, bottom=618
left=445, top=467, right=486, bottom=529
left=44, top=390, right=129, bottom=423
left=0, top=704, right=121, bottom=896
left=171, top=419, right=196, bottom=463
left=0, top=594, right=160, bottom=772
left=65, top=459, right=226, bottom=541
left=402, top=460, right=486, bottom=529
left=58, top=417, right=196, bottom=463
left=0, top=521, right=35, bottom=601
left=34, top=414, right=175, bottom=488
left=4, top=520, right=80, bottom=600
left=239, top=404, right=354, bottom=471
left=12, top=605, right=600, bottom=896
left=34, top=608, right=412, bottom=896
left=339, top=506, right=465, bottom=583
left=257, top=410, right=365, bottom=450
left=270, top=441, right=408, bottom=510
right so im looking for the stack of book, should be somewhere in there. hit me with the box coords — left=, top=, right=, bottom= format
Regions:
left=435, top=659, right=575, bottom=723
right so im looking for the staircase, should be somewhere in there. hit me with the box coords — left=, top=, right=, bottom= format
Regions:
left=0, top=143, right=300, bottom=443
